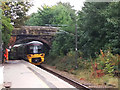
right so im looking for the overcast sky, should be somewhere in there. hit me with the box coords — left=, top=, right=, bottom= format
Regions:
left=28, top=0, right=86, bottom=15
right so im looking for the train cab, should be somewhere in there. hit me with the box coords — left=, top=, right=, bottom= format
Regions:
left=26, top=41, right=45, bottom=65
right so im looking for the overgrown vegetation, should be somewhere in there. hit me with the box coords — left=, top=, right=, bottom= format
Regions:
left=96, top=49, right=119, bottom=76
left=1, top=15, right=13, bottom=49
left=1, top=1, right=32, bottom=49
left=45, top=49, right=119, bottom=87
left=2, top=1, right=32, bottom=28
left=26, top=1, right=120, bottom=87
left=25, top=2, right=76, bottom=33
left=46, top=49, right=119, bottom=75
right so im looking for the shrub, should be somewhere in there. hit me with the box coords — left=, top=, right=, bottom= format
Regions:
left=96, top=49, right=119, bottom=75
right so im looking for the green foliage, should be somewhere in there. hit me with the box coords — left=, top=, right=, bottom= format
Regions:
left=50, top=33, right=75, bottom=56
left=77, top=2, right=120, bottom=57
left=1, top=15, right=13, bottom=49
left=102, top=2, right=120, bottom=54
left=25, top=13, right=40, bottom=26
left=46, top=49, right=91, bottom=72
left=25, top=2, right=76, bottom=33
left=46, top=51, right=76, bottom=72
left=96, top=50, right=119, bottom=75
left=104, top=59, right=114, bottom=75
left=0, top=1, right=31, bottom=48
left=77, top=58, right=91, bottom=69
left=2, top=1, right=32, bottom=27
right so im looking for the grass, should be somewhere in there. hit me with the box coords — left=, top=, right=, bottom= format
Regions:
left=45, top=55, right=119, bottom=88
left=66, top=68, right=119, bottom=88
left=69, top=68, right=118, bottom=88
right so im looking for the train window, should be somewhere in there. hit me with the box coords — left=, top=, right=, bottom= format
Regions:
left=29, top=46, right=33, bottom=54
left=38, top=46, right=42, bottom=49
left=30, top=46, right=34, bottom=49
left=33, top=46, right=38, bottom=53
left=38, top=45, right=43, bottom=53
left=28, top=45, right=43, bottom=54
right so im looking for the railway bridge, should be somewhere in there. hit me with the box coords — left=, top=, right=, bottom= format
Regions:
left=8, top=26, right=59, bottom=48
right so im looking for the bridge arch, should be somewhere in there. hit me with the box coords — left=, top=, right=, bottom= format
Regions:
left=13, top=37, right=51, bottom=55
left=15, top=37, right=50, bottom=46
left=9, top=26, right=58, bottom=51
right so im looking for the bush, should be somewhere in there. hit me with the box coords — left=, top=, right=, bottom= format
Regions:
left=96, top=49, right=119, bottom=75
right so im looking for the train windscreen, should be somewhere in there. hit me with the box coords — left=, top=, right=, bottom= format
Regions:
left=28, top=45, right=43, bottom=54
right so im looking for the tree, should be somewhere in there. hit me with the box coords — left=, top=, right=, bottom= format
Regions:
left=2, top=1, right=32, bottom=27
left=1, top=15, right=13, bottom=49
left=51, top=2, right=76, bottom=33
left=26, top=2, right=76, bottom=33
left=102, top=2, right=120, bottom=54
left=50, top=33, right=75, bottom=56
left=77, top=2, right=120, bottom=57
left=25, top=13, right=40, bottom=26
left=0, top=0, right=32, bottom=48
left=0, top=1, right=13, bottom=49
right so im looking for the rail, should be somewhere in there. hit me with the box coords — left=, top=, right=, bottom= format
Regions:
left=40, top=65, right=91, bottom=90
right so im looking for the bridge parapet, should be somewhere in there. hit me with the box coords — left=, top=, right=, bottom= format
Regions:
left=12, top=26, right=59, bottom=35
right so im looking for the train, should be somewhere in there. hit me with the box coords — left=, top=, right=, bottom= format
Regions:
left=9, top=41, right=45, bottom=65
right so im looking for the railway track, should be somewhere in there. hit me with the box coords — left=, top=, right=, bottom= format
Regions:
left=40, top=65, right=91, bottom=90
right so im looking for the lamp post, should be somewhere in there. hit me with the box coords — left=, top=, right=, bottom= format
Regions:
left=75, top=19, right=78, bottom=69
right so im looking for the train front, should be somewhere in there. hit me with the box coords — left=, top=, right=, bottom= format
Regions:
left=26, top=41, right=45, bottom=65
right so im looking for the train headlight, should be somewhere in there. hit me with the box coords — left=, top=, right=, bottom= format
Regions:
left=29, top=55, right=31, bottom=57
left=40, top=53, right=45, bottom=57
left=40, top=54, right=43, bottom=56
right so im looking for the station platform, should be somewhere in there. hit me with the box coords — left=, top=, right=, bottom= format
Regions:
left=0, top=65, right=3, bottom=90
left=2, top=60, right=76, bottom=89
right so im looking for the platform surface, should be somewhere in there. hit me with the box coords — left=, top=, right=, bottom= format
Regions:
left=3, top=60, right=76, bottom=88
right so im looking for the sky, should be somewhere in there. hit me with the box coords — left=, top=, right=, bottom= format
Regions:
left=28, top=0, right=86, bottom=15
